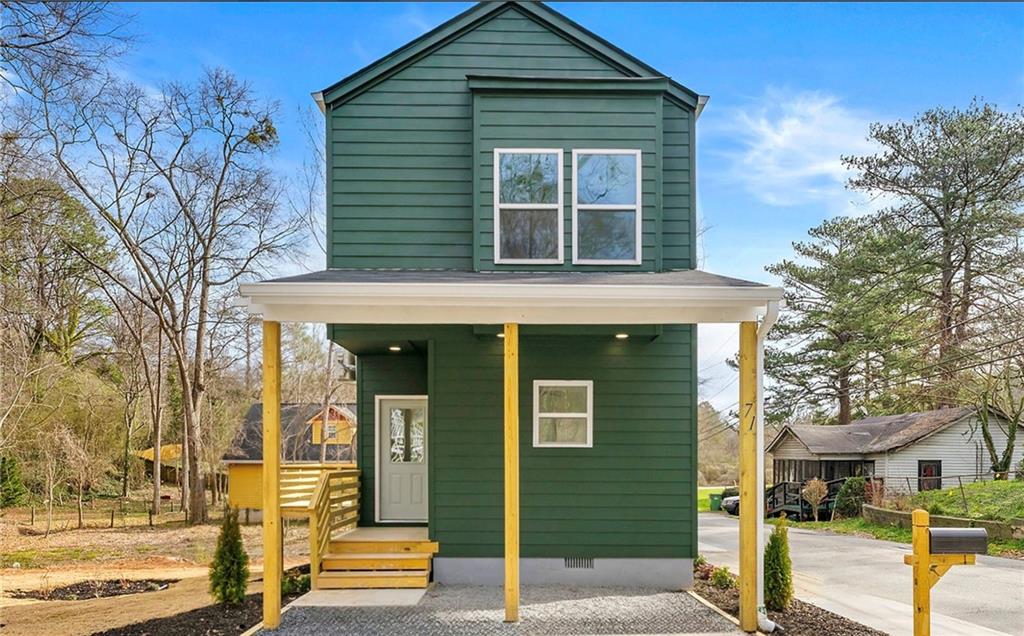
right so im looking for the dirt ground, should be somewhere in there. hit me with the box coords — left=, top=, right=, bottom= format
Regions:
left=0, top=515, right=310, bottom=636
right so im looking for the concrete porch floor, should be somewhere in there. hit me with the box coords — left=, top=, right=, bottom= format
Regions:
left=263, top=585, right=742, bottom=635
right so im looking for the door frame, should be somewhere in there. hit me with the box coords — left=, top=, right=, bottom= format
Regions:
left=374, top=394, right=429, bottom=523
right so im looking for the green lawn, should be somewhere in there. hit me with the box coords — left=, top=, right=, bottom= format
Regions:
left=768, top=516, right=1024, bottom=558
left=698, top=486, right=726, bottom=513
left=910, top=479, right=1024, bottom=522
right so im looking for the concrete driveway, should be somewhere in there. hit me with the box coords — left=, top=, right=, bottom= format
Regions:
left=699, top=513, right=1024, bottom=636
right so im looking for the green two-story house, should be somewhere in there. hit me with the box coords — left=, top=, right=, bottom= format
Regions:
left=241, top=1, right=782, bottom=628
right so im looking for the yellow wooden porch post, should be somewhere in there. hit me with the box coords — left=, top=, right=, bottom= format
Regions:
left=912, top=509, right=931, bottom=636
left=738, top=321, right=758, bottom=633
left=262, top=321, right=282, bottom=629
left=503, top=322, right=520, bottom=622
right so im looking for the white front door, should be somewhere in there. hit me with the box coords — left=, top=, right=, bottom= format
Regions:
left=377, top=396, right=428, bottom=522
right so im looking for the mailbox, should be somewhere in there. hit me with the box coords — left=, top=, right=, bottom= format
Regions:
left=928, top=527, right=988, bottom=555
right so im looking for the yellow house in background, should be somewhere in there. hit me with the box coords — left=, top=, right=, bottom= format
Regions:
left=224, top=399, right=356, bottom=511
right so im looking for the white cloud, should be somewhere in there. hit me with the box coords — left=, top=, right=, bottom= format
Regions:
left=711, top=87, right=883, bottom=214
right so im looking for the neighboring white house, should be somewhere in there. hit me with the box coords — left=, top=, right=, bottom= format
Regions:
left=766, top=407, right=1023, bottom=493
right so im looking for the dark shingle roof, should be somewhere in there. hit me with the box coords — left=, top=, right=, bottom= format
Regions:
left=264, top=268, right=770, bottom=288
left=223, top=402, right=356, bottom=463
left=771, top=407, right=977, bottom=455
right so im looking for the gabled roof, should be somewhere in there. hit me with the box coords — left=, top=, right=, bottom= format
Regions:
left=223, top=402, right=356, bottom=463
left=766, top=407, right=985, bottom=455
left=315, top=1, right=705, bottom=114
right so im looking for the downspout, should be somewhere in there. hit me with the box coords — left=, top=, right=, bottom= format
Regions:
left=756, top=300, right=780, bottom=633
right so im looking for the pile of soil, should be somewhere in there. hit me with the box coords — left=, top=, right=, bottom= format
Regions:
left=693, top=579, right=887, bottom=636
left=93, top=591, right=303, bottom=636
left=11, top=579, right=176, bottom=601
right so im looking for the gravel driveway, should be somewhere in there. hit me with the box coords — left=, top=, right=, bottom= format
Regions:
left=265, top=585, right=742, bottom=635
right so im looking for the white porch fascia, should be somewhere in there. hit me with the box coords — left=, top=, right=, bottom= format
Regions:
left=236, top=280, right=783, bottom=324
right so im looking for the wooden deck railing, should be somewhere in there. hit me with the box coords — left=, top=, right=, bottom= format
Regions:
left=307, top=468, right=361, bottom=589
left=279, top=463, right=355, bottom=516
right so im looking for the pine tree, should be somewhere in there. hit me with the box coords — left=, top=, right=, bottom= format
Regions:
left=0, top=457, right=29, bottom=508
left=764, top=515, right=794, bottom=611
left=209, top=507, right=250, bottom=604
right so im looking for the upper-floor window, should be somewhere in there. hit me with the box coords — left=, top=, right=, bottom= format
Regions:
left=572, top=150, right=642, bottom=265
left=493, top=149, right=564, bottom=264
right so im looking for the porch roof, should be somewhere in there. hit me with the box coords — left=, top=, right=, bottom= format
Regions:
left=237, top=268, right=783, bottom=325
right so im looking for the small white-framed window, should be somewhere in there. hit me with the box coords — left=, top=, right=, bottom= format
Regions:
left=493, top=148, right=564, bottom=264
left=572, top=149, right=642, bottom=265
left=533, top=380, right=593, bottom=448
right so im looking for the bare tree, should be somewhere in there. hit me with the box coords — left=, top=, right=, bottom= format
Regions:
left=31, top=69, right=301, bottom=522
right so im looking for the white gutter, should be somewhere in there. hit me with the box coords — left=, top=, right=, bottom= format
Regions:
left=755, top=300, right=781, bottom=633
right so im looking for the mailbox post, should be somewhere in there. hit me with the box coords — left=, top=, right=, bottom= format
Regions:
left=903, top=509, right=988, bottom=636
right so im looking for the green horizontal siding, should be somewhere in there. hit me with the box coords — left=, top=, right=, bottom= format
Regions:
left=336, top=325, right=696, bottom=559
left=329, top=7, right=622, bottom=270
left=663, top=99, right=694, bottom=269
left=327, top=5, right=696, bottom=273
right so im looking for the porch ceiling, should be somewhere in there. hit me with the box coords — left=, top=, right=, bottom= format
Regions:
left=237, top=269, right=783, bottom=325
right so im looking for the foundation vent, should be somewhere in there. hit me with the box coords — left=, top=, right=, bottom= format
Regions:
left=563, top=557, right=594, bottom=569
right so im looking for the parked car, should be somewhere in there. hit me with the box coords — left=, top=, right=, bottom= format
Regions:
left=722, top=495, right=740, bottom=515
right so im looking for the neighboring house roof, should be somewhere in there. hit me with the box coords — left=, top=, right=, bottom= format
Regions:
left=314, top=1, right=705, bottom=114
left=766, top=407, right=982, bottom=455
left=223, top=403, right=356, bottom=463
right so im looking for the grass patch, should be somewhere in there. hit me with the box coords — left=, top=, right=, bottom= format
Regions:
left=910, top=480, right=1024, bottom=522
left=768, top=516, right=1024, bottom=558
left=0, top=546, right=117, bottom=568
left=698, top=486, right=726, bottom=513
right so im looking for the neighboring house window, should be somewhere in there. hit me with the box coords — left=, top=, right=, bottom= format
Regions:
left=918, top=460, right=942, bottom=491
left=326, top=422, right=337, bottom=440
left=533, top=380, right=593, bottom=448
left=493, top=149, right=563, bottom=264
left=572, top=149, right=642, bottom=264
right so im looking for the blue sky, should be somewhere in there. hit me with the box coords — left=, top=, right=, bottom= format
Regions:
left=121, top=2, right=1024, bottom=412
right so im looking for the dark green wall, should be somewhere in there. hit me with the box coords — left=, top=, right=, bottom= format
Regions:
left=343, top=325, right=697, bottom=559
left=326, top=5, right=694, bottom=271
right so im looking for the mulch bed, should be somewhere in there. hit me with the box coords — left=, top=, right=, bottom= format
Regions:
left=91, top=592, right=301, bottom=636
left=693, top=578, right=887, bottom=636
left=11, top=579, right=177, bottom=601
left=91, top=565, right=309, bottom=636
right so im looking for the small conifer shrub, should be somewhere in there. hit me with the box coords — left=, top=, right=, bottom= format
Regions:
left=0, top=457, right=29, bottom=508
left=209, top=507, right=249, bottom=604
left=764, top=514, right=794, bottom=611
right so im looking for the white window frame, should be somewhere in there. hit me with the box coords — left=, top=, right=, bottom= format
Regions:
left=532, top=379, right=593, bottom=448
left=571, top=149, right=643, bottom=265
left=493, top=148, right=564, bottom=265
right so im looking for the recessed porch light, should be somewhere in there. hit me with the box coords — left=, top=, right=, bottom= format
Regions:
left=615, top=333, right=629, bottom=339
left=388, top=345, right=402, bottom=352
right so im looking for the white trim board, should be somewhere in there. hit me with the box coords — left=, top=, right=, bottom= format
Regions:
left=238, top=281, right=784, bottom=325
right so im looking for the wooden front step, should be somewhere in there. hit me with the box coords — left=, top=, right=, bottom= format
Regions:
left=322, top=552, right=432, bottom=571
left=329, top=540, right=439, bottom=555
left=317, top=570, right=430, bottom=589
